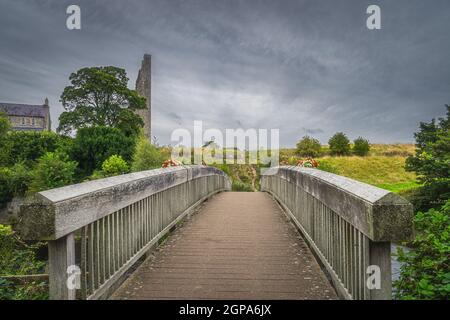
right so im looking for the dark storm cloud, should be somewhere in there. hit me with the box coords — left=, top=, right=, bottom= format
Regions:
left=0, top=0, right=449, bottom=146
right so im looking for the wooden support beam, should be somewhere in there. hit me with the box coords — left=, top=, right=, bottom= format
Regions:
left=369, top=241, right=392, bottom=300
left=48, top=233, right=76, bottom=300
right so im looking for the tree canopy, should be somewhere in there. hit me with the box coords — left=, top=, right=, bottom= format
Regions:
left=296, top=136, right=322, bottom=157
left=57, top=66, right=146, bottom=136
left=353, top=137, right=370, bottom=156
left=328, top=132, right=350, bottom=156
left=406, top=105, right=450, bottom=210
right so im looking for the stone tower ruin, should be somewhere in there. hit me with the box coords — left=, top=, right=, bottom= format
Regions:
left=135, top=54, right=152, bottom=141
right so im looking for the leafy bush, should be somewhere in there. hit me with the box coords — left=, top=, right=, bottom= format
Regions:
left=406, top=105, right=450, bottom=211
left=0, top=168, right=13, bottom=208
left=328, top=132, right=350, bottom=156
left=353, top=137, right=370, bottom=156
left=0, top=112, right=10, bottom=136
left=8, top=163, right=32, bottom=197
left=0, top=164, right=32, bottom=208
left=101, top=155, right=129, bottom=177
left=394, top=200, right=450, bottom=300
left=131, top=135, right=164, bottom=172
left=3, top=131, right=64, bottom=167
left=71, top=126, right=136, bottom=176
left=29, top=152, right=77, bottom=192
left=0, top=224, right=47, bottom=300
left=296, top=136, right=322, bottom=157
left=0, top=113, right=11, bottom=166
left=232, top=180, right=253, bottom=192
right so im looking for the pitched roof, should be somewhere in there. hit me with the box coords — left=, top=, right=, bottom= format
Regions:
left=0, top=102, right=49, bottom=118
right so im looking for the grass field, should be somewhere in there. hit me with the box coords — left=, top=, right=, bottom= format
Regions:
left=279, top=144, right=419, bottom=195
left=316, top=156, right=420, bottom=193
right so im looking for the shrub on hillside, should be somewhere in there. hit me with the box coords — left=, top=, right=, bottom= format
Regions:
left=394, top=200, right=450, bottom=300
left=328, top=132, right=350, bottom=156
left=29, top=152, right=77, bottom=192
left=405, top=105, right=450, bottom=211
left=131, top=136, right=164, bottom=172
left=353, top=137, right=370, bottom=156
left=71, top=126, right=136, bottom=176
left=101, top=155, right=129, bottom=177
left=296, top=136, right=322, bottom=157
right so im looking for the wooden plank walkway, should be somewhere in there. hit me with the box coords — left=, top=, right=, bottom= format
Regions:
left=112, top=192, right=337, bottom=300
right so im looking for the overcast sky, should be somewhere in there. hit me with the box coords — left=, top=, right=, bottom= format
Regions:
left=0, top=0, right=449, bottom=146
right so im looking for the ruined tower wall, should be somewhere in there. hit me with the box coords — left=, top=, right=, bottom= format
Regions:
left=135, top=54, right=152, bottom=141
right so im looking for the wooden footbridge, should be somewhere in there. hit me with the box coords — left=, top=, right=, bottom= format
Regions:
left=18, top=166, right=413, bottom=300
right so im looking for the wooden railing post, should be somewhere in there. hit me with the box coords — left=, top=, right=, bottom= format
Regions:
left=369, top=241, right=392, bottom=300
left=48, top=233, right=76, bottom=300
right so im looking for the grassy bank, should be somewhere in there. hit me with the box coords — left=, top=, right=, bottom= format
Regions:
left=317, top=156, right=420, bottom=193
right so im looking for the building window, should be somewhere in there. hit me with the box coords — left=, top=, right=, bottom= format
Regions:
left=32, top=117, right=35, bottom=126
left=21, top=117, right=25, bottom=125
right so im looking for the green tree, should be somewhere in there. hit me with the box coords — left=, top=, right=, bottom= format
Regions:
left=405, top=105, right=450, bottom=211
left=394, top=200, right=450, bottom=300
left=353, top=137, right=370, bottom=156
left=30, top=152, right=77, bottom=192
left=131, top=135, right=164, bottom=172
left=296, top=136, right=322, bottom=157
left=57, top=66, right=146, bottom=136
left=101, top=155, right=129, bottom=177
left=71, top=126, right=136, bottom=176
left=328, top=132, right=350, bottom=156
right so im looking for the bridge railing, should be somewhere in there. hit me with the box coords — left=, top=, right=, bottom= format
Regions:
left=261, top=166, right=413, bottom=300
left=17, top=165, right=231, bottom=300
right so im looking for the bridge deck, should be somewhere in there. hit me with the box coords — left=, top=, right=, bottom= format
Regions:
left=112, top=192, right=337, bottom=300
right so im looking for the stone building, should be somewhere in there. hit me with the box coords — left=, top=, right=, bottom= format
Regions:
left=0, top=98, right=51, bottom=131
left=135, top=54, right=152, bottom=141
